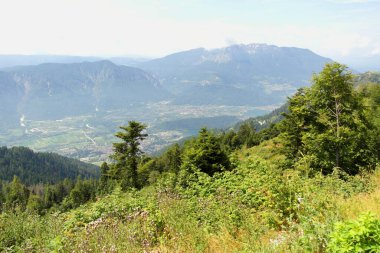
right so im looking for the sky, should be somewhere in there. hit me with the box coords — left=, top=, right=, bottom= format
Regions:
left=0, top=0, right=379, bottom=66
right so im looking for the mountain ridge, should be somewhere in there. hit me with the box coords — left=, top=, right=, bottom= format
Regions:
left=139, top=43, right=332, bottom=105
left=0, top=60, right=169, bottom=121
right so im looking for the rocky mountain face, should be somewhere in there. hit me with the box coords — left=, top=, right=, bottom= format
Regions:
left=0, top=60, right=169, bottom=121
left=139, top=43, right=332, bottom=105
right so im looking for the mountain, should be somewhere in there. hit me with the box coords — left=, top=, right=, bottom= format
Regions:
left=0, top=55, right=102, bottom=69
left=0, top=60, right=169, bottom=121
left=139, top=43, right=332, bottom=106
left=0, top=146, right=98, bottom=185
left=0, top=72, right=23, bottom=126
left=354, top=71, right=380, bottom=86
left=0, top=55, right=148, bottom=69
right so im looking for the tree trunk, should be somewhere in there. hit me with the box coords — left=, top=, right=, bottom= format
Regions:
left=335, top=96, right=340, bottom=168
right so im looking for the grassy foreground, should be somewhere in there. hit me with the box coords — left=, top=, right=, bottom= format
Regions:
left=1, top=140, right=379, bottom=252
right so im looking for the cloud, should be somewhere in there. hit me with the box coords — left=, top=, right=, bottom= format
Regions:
left=371, top=46, right=380, bottom=55
left=0, top=0, right=378, bottom=60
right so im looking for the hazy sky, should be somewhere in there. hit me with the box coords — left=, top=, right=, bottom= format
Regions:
left=0, top=0, right=379, bottom=62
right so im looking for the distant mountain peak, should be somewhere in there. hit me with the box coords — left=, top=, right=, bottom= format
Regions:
left=139, top=43, right=332, bottom=105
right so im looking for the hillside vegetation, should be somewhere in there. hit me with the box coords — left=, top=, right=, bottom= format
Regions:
left=1, top=62, right=380, bottom=252
left=0, top=146, right=99, bottom=185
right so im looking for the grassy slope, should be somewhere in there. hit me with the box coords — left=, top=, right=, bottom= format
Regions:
left=1, top=140, right=379, bottom=252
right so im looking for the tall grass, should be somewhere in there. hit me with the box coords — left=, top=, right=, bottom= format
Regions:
left=0, top=142, right=379, bottom=252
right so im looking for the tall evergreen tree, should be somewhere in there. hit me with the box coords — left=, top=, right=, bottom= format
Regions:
left=110, top=121, right=147, bottom=189
left=165, top=143, right=182, bottom=173
left=99, top=162, right=110, bottom=190
left=181, top=128, right=230, bottom=176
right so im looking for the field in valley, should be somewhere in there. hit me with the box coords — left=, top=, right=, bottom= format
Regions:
left=0, top=102, right=273, bottom=164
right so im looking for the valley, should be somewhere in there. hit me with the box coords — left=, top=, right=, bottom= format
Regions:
left=1, top=0, right=379, bottom=251
left=1, top=44, right=328, bottom=164
left=0, top=102, right=271, bottom=164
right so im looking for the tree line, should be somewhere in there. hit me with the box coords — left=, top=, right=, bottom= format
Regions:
left=0, top=146, right=99, bottom=185
left=99, top=62, right=379, bottom=193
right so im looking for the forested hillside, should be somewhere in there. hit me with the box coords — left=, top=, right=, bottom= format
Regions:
left=1, top=63, right=379, bottom=252
left=0, top=146, right=99, bottom=185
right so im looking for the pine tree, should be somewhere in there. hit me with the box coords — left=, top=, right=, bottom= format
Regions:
left=111, top=121, right=147, bottom=189
left=166, top=143, right=182, bottom=173
left=99, top=162, right=110, bottom=191
left=181, top=128, right=230, bottom=176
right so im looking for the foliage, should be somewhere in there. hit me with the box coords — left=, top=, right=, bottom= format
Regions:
left=0, top=210, right=63, bottom=252
left=110, top=121, right=147, bottom=189
left=62, top=177, right=98, bottom=209
left=220, top=120, right=280, bottom=152
left=0, top=147, right=378, bottom=252
left=0, top=176, right=98, bottom=214
left=0, top=146, right=99, bottom=185
left=1, top=63, right=379, bottom=252
left=328, top=212, right=380, bottom=253
left=359, top=83, right=380, bottom=160
left=280, top=62, right=377, bottom=175
left=180, top=128, right=230, bottom=178
left=2, top=176, right=29, bottom=210
left=234, top=102, right=288, bottom=132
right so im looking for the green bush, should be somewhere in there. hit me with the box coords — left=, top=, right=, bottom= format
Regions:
left=328, top=212, right=380, bottom=253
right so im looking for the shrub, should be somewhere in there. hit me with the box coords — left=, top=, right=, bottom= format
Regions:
left=328, top=212, right=380, bottom=253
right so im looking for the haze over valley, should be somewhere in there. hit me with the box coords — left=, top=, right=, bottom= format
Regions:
left=0, top=43, right=334, bottom=162
left=1, top=1, right=380, bottom=252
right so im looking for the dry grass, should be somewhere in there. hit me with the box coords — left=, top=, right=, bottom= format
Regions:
left=337, top=169, right=380, bottom=220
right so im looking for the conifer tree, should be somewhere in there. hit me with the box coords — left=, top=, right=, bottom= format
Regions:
left=181, top=128, right=230, bottom=176
left=111, top=121, right=147, bottom=189
left=99, top=162, right=110, bottom=191
left=166, top=143, right=182, bottom=173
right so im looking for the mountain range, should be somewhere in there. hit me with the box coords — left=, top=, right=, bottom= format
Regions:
left=0, top=55, right=147, bottom=69
left=0, top=60, right=168, bottom=123
left=139, top=44, right=332, bottom=105
left=0, top=43, right=332, bottom=124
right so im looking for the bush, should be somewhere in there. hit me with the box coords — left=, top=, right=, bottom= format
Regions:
left=328, top=212, right=380, bottom=253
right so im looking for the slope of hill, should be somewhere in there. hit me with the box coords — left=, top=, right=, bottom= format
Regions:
left=139, top=43, right=332, bottom=105
left=233, top=103, right=288, bottom=131
left=0, top=60, right=169, bottom=120
left=354, top=71, right=380, bottom=86
left=0, top=146, right=99, bottom=185
left=231, top=71, right=380, bottom=133
left=0, top=72, right=23, bottom=126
